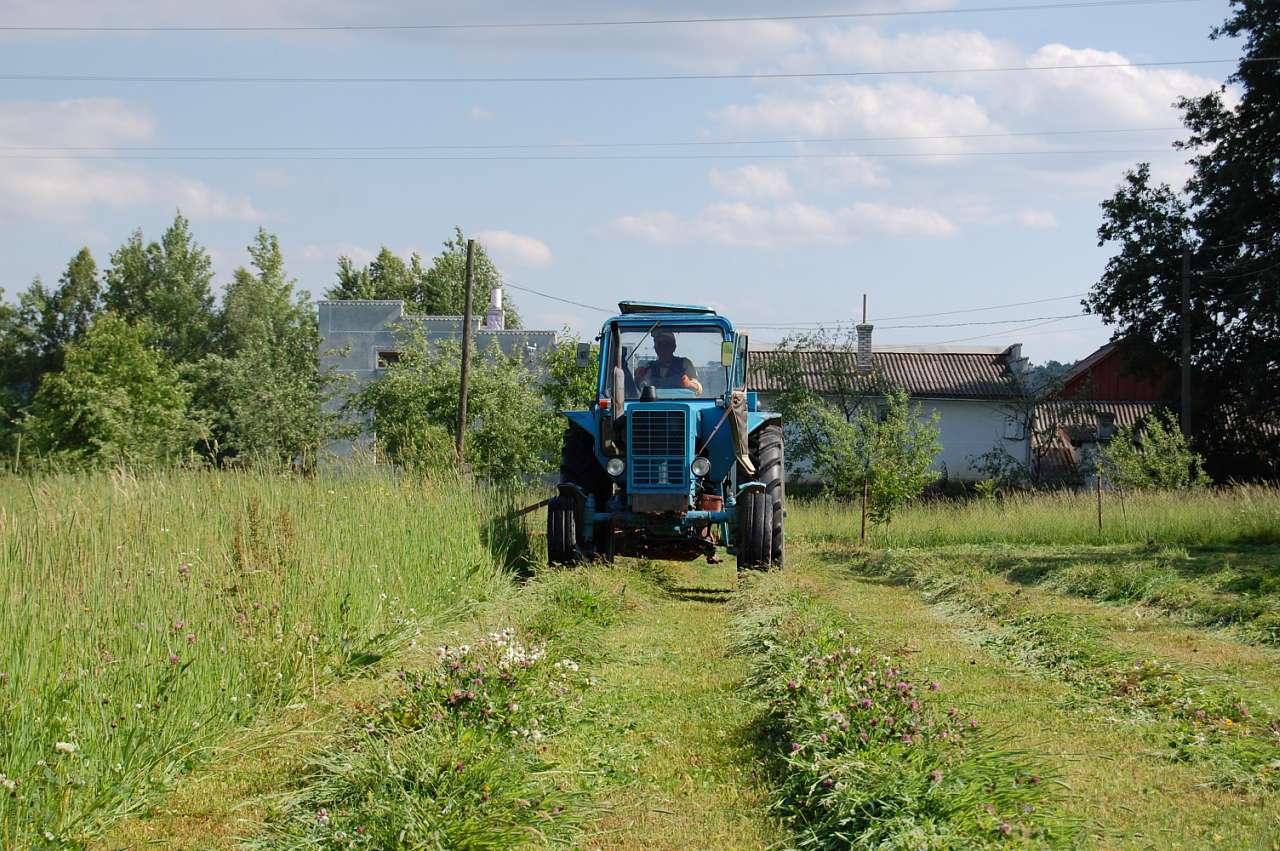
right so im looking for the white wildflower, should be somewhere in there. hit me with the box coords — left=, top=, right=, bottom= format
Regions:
left=54, top=741, right=77, bottom=755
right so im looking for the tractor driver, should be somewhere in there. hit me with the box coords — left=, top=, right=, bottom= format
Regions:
left=634, top=330, right=704, bottom=395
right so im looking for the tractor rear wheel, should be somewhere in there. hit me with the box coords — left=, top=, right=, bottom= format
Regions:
left=737, top=422, right=785, bottom=569
left=559, top=425, right=611, bottom=508
left=736, top=489, right=772, bottom=569
left=546, top=496, right=582, bottom=566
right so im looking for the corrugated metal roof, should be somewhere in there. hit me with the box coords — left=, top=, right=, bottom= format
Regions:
left=748, top=349, right=1023, bottom=399
left=1033, top=400, right=1165, bottom=433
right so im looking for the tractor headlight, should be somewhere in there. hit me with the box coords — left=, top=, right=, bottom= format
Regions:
left=690, top=456, right=712, bottom=478
left=606, top=457, right=626, bottom=477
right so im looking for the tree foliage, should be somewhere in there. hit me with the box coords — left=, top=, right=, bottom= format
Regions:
left=104, top=214, right=217, bottom=364
left=1099, top=410, right=1210, bottom=491
left=324, top=227, right=522, bottom=329
left=540, top=335, right=598, bottom=412
left=1088, top=0, right=1280, bottom=478
left=194, top=229, right=336, bottom=468
left=353, top=330, right=558, bottom=482
left=22, top=314, right=197, bottom=468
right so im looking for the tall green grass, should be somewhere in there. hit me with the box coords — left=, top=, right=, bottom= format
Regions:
left=790, top=486, right=1280, bottom=547
left=0, top=470, right=513, bottom=847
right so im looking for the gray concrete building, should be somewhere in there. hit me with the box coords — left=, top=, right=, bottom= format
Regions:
left=319, top=288, right=558, bottom=456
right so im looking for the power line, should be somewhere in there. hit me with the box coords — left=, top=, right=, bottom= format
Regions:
left=748, top=292, right=1091, bottom=327
left=935, top=315, right=1092, bottom=343
left=2, top=57, right=1269, bottom=85
left=502, top=282, right=610, bottom=313
left=0, top=0, right=1209, bottom=33
left=0, top=148, right=1174, bottom=162
left=749, top=312, right=1084, bottom=331
left=0, top=127, right=1182, bottom=153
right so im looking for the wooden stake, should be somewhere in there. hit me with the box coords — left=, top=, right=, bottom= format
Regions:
left=456, top=239, right=476, bottom=462
left=1096, top=463, right=1103, bottom=536
left=860, top=476, right=869, bottom=546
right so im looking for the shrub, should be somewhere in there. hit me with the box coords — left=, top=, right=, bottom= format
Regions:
left=1099, top=410, right=1209, bottom=490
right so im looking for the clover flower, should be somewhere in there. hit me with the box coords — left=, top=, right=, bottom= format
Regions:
left=54, top=741, right=77, bottom=754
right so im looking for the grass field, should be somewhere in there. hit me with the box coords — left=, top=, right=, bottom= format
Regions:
left=3, top=478, right=1278, bottom=848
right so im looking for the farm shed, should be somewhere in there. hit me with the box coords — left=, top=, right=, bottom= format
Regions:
left=749, top=327, right=1032, bottom=483
left=319, top=291, right=557, bottom=456
left=1033, top=339, right=1174, bottom=484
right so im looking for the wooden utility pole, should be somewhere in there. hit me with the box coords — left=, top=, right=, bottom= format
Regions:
left=1180, top=247, right=1192, bottom=436
left=456, top=239, right=476, bottom=461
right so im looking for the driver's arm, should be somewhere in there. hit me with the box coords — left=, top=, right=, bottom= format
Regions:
left=679, top=359, right=703, bottom=395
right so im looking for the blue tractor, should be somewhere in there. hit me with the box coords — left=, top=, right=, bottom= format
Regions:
left=547, top=301, right=784, bottom=568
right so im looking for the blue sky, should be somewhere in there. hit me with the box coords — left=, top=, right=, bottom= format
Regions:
left=0, top=0, right=1238, bottom=362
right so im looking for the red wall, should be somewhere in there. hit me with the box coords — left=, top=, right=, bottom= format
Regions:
left=1060, top=347, right=1174, bottom=401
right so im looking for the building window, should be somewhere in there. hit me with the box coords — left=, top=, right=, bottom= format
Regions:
left=376, top=350, right=401, bottom=369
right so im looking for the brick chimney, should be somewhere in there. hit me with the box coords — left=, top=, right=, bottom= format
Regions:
left=855, top=323, right=874, bottom=374
left=482, top=286, right=505, bottom=331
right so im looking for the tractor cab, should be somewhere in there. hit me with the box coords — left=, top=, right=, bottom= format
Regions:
left=548, top=301, right=784, bottom=568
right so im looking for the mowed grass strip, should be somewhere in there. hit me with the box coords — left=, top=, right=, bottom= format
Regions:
left=849, top=547, right=1280, bottom=794
left=0, top=471, right=516, bottom=847
left=248, top=566, right=637, bottom=849
left=550, top=561, right=786, bottom=851
left=734, top=569, right=1075, bottom=849
left=798, top=545, right=1280, bottom=847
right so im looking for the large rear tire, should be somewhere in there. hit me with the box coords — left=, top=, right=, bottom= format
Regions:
left=546, top=496, right=582, bottom=566
left=737, top=422, right=785, bottom=569
left=752, top=422, right=786, bottom=568
left=559, top=425, right=611, bottom=508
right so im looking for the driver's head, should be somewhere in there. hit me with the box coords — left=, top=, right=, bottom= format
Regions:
left=653, top=330, right=677, bottom=359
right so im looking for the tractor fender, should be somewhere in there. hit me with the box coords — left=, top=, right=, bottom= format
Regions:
left=747, top=412, right=782, bottom=434
left=562, top=410, right=596, bottom=436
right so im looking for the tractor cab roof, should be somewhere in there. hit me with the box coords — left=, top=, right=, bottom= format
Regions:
left=606, top=300, right=733, bottom=333
left=617, top=300, right=716, bottom=316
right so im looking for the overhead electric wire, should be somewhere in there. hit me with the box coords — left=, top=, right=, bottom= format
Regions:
left=934, top=315, right=1090, bottom=343
left=502, top=282, right=610, bottom=313
left=0, top=0, right=1209, bottom=33
left=2, top=57, right=1271, bottom=85
left=750, top=312, right=1084, bottom=331
left=0, top=148, right=1175, bottom=162
left=0, top=126, right=1182, bottom=154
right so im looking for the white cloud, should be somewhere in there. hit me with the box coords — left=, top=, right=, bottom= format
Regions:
left=468, top=105, right=494, bottom=121
left=474, top=229, right=553, bottom=267
left=820, top=25, right=1019, bottom=71
left=0, top=98, right=262, bottom=223
left=713, top=81, right=1005, bottom=153
left=611, top=200, right=956, bottom=246
left=708, top=164, right=793, bottom=200
left=300, top=242, right=379, bottom=267
left=1017, top=209, right=1057, bottom=229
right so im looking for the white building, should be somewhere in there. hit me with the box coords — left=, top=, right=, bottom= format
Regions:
left=748, top=323, right=1031, bottom=483
left=319, top=289, right=558, bottom=455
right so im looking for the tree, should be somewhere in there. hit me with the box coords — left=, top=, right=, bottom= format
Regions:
left=22, top=314, right=198, bottom=468
left=540, top=334, right=598, bottom=412
left=324, top=228, right=522, bottom=328
left=353, top=329, right=558, bottom=482
left=195, top=229, right=336, bottom=467
left=1099, top=410, right=1209, bottom=490
left=104, top=213, right=217, bottom=364
left=850, top=389, right=942, bottom=525
left=1088, top=0, right=1280, bottom=478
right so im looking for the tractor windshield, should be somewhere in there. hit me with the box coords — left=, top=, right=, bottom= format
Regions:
left=619, top=324, right=729, bottom=400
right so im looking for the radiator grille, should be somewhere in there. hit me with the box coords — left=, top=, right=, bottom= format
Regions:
left=630, top=409, right=687, bottom=488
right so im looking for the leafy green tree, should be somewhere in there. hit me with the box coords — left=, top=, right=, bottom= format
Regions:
left=22, top=314, right=198, bottom=467
left=20, top=248, right=102, bottom=371
left=1099, top=410, right=1209, bottom=490
left=104, top=213, right=217, bottom=364
left=354, top=329, right=558, bottom=482
left=196, top=229, right=336, bottom=467
left=1088, top=0, right=1280, bottom=478
left=540, top=334, right=598, bottom=412
left=325, top=228, right=521, bottom=328
left=848, top=390, right=941, bottom=525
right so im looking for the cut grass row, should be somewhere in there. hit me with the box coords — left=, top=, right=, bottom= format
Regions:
left=790, top=485, right=1280, bottom=548
left=844, top=547, right=1280, bottom=795
left=247, top=568, right=638, bottom=849
left=0, top=470, right=527, bottom=847
left=732, top=572, right=1077, bottom=848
